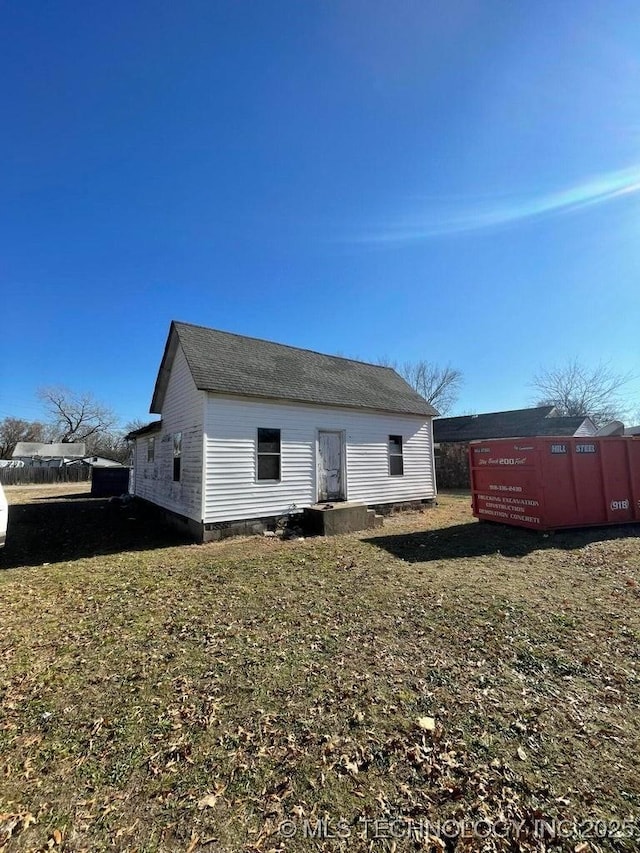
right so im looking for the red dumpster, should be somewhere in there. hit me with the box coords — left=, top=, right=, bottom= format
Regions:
left=469, top=436, right=640, bottom=531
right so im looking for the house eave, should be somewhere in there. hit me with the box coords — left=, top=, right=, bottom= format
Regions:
left=150, top=323, right=179, bottom=414
left=125, top=421, right=163, bottom=440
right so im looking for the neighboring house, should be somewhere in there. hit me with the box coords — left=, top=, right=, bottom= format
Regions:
left=127, top=321, right=438, bottom=541
left=11, top=442, right=87, bottom=468
left=433, top=406, right=597, bottom=488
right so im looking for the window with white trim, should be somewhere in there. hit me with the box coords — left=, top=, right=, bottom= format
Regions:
left=257, top=428, right=281, bottom=481
left=389, top=434, right=404, bottom=476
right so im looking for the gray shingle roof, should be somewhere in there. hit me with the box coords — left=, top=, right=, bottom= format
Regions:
left=151, top=322, right=437, bottom=417
left=433, top=407, right=593, bottom=442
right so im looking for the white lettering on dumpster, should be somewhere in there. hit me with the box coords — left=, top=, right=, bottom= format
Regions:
left=477, top=494, right=539, bottom=508
left=610, top=499, right=629, bottom=511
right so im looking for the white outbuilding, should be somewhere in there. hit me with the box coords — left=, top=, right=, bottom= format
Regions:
left=127, top=321, right=438, bottom=540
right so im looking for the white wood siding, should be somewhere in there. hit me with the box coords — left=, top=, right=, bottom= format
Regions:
left=203, top=395, right=435, bottom=523
left=132, top=345, right=204, bottom=521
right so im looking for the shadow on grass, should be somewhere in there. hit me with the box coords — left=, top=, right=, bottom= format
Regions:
left=32, top=492, right=95, bottom=502
left=0, top=497, right=192, bottom=570
left=365, top=520, right=640, bottom=563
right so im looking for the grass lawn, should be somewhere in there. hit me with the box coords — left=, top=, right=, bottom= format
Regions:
left=1, top=486, right=639, bottom=852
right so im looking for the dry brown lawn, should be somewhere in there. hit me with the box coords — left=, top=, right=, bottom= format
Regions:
left=1, top=486, right=639, bottom=852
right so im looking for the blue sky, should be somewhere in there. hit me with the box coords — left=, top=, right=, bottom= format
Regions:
left=1, top=0, right=639, bottom=426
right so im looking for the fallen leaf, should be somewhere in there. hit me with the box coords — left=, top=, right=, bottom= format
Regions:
left=186, top=832, right=200, bottom=852
left=417, top=716, right=435, bottom=732
left=198, top=793, right=220, bottom=809
left=517, top=746, right=527, bottom=761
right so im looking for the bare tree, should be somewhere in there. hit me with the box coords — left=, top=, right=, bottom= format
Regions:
left=123, top=418, right=150, bottom=434
left=0, top=417, right=46, bottom=459
left=531, top=360, right=634, bottom=426
left=89, top=420, right=149, bottom=463
left=38, top=386, right=119, bottom=446
left=378, top=358, right=463, bottom=415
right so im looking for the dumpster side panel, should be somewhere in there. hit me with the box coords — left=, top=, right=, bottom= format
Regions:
left=600, top=440, right=636, bottom=523
left=470, top=440, right=544, bottom=529
left=541, top=439, right=608, bottom=527
left=573, top=440, right=608, bottom=524
left=630, top=440, right=640, bottom=521
left=538, top=440, right=581, bottom=528
left=473, top=436, right=640, bottom=531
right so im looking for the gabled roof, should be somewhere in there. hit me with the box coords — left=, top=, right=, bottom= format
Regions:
left=12, top=442, right=86, bottom=458
left=532, top=416, right=596, bottom=436
left=150, top=321, right=438, bottom=418
left=433, top=406, right=595, bottom=442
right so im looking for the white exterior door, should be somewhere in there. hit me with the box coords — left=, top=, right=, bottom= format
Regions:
left=317, top=431, right=344, bottom=502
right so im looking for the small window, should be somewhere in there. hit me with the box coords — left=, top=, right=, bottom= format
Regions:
left=173, top=432, right=182, bottom=482
left=257, top=428, right=281, bottom=481
left=147, top=436, right=155, bottom=463
left=389, top=434, right=404, bottom=476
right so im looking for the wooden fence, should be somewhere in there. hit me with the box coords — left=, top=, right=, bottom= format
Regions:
left=0, top=466, right=93, bottom=486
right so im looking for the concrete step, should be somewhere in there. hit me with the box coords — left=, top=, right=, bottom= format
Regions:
left=366, top=509, right=384, bottom=529
left=304, top=502, right=371, bottom=536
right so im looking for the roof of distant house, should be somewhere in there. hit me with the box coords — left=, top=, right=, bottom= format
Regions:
left=528, top=416, right=596, bottom=436
left=12, top=442, right=87, bottom=458
left=150, top=321, right=438, bottom=417
left=433, top=406, right=595, bottom=442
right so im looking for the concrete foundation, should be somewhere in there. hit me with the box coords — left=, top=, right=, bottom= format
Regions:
left=157, top=506, right=206, bottom=540
left=203, top=516, right=274, bottom=542
left=136, top=496, right=440, bottom=542
left=369, top=498, right=437, bottom=516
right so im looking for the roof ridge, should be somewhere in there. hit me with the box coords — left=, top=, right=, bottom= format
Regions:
left=172, top=320, right=396, bottom=372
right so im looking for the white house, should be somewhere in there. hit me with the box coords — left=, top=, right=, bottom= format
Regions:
left=127, top=321, right=438, bottom=541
